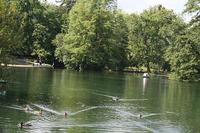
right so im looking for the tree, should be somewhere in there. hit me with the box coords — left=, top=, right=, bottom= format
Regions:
left=59, top=0, right=76, bottom=12
left=107, top=11, right=129, bottom=71
left=11, top=0, right=62, bottom=62
left=184, top=0, right=200, bottom=25
left=165, top=27, right=200, bottom=80
left=128, top=5, right=184, bottom=72
left=15, top=0, right=45, bottom=55
left=0, top=0, right=21, bottom=63
left=40, top=4, right=62, bottom=62
left=58, top=0, right=77, bottom=34
left=165, top=0, right=200, bottom=80
left=0, top=0, right=22, bottom=79
left=54, top=0, right=118, bottom=71
left=31, top=23, right=50, bottom=60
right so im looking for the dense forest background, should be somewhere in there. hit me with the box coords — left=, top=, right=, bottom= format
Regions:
left=0, top=0, right=199, bottom=81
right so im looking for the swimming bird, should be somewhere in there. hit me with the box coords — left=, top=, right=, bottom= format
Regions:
left=65, top=112, right=68, bottom=118
left=24, top=105, right=33, bottom=112
left=32, top=110, right=43, bottom=116
left=139, top=114, right=142, bottom=119
left=81, top=104, right=85, bottom=108
left=18, top=122, right=32, bottom=128
left=112, top=96, right=119, bottom=101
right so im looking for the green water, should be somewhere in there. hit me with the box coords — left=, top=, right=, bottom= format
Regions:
left=0, top=68, right=200, bottom=133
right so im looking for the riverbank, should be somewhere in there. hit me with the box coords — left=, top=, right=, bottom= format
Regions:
left=2, top=58, right=169, bottom=78
left=122, top=67, right=169, bottom=78
left=1, top=58, right=53, bottom=68
left=7, top=64, right=53, bottom=68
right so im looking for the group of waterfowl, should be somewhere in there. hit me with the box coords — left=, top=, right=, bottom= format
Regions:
left=18, top=95, right=144, bottom=129
left=18, top=104, right=68, bottom=129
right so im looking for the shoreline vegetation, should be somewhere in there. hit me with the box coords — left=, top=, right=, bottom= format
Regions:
left=0, top=0, right=199, bottom=81
left=5, top=57, right=198, bottom=82
left=1, top=58, right=170, bottom=79
left=3, top=63, right=170, bottom=80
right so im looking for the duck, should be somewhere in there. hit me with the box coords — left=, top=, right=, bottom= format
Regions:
left=64, top=112, right=68, bottom=118
left=81, top=104, right=85, bottom=108
left=32, top=110, right=42, bottom=116
left=112, top=96, right=119, bottom=101
left=139, top=114, right=142, bottom=119
left=18, top=122, right=32, bottom=128
left=24, top=105, right=33, bottom=112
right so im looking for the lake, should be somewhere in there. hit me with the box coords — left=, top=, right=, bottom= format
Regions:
left=0, top=68, right=200, bottom=133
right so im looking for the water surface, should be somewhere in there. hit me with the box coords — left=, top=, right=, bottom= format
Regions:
left=0, top=68, right=200, bottom=133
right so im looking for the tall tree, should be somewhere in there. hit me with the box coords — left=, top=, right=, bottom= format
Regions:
left=0, top=0, right=22, bottom=79
left=165, top=0, right=200, bottom=80
left=38, top=4, right=62, bottom=62
left=128, top=5, right=184, bottom=72
left=0, top=0, right=21, bottom=63
left=15, top=0, right=45, bottom=55
left=11, top=0, right=62, bottom=62
left=108, top=11, right=129, bottom=70
left=54, top=0, right=118, bottom=70
left=165, top=27, right=200, bottom=80
left=59, top=0, right=76, bottom=33
left=31, top=23, right=50, bottom=60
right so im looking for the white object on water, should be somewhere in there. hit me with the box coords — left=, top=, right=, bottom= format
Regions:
left=143, top=73, right=149, bottom=78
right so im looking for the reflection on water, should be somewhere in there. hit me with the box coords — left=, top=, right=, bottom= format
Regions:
left=0, top=84, right=7, bottom=96
left=0, top=68, right=200, bottom=132
left=142, top=77, right=147, bottom=95
left=0, top=91, right=6, bottom=96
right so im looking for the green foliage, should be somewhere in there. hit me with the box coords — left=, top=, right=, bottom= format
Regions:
left=31, top=23, right=50, bottom=58
left=15, top=0, right=45, bottom=55
left=0, top=0, right=200, bottom=81
left=166, top=26, right=200, bottom=81
left=184, top=0, right=200, bottom=24
left=107, top=11, right=128, bottom=70
left=127, top=5, right=184, bottom=72
left=0, top=0, right=21, bottom=63
left=164, top=0, right=200, bottom=81
left=43, top=4, right=63, bottom=61
left=53, top=33, right=65, bottom=60
left=55, top=0, right=76, bottom=33
left=11, top=0, right=61, bottom=62
left=59, top=0, right=76, bottom=12
left=54, top=0, right=121, bottom=70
